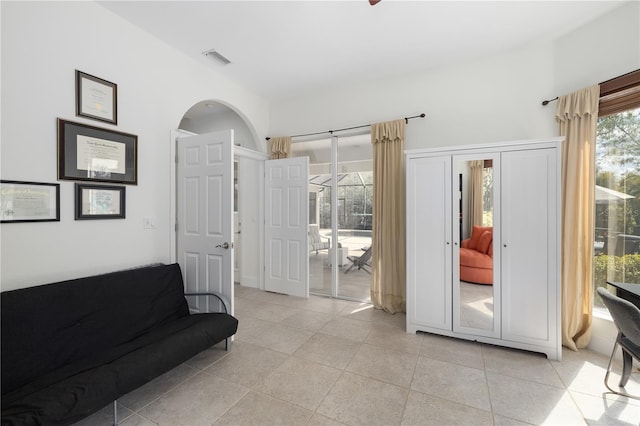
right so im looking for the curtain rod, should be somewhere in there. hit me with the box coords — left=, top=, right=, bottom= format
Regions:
left=265, top=113, right=426, bottom=141
left=541, top=69, right=640, bottom=106
left=541, top=96, right=559, bottom=106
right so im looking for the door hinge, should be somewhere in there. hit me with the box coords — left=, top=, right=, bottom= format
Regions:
left=175, top=153, right=179, bottom=163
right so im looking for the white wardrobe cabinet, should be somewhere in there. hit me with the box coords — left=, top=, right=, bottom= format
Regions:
left=406, top=138, right=562, bottom=360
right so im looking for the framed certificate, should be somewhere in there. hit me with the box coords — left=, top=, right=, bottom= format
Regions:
left=75, top=183, right=125, bottom=220
left=76, top=70, right=117, bottom=124
left=1, top=180, right=60, bottom=223
left=58, top=118, right=137, bottom=185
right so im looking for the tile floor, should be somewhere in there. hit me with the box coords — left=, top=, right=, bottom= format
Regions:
left=308, top=232, right=373, bottom=301
left=77, top=286, right=639, bottom=426
left=309, top=249, right=372, bottom=302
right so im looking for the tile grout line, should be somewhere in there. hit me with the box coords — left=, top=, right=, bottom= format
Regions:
left=480, top=344, right=497, bottom=423
left=398, top=343, right=422, bottom=425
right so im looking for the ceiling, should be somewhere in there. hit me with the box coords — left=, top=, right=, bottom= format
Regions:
left=99, top=1, right=625, bottom=103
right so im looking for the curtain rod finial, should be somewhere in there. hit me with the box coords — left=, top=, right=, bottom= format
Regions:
left=265, top=137, right=271, bottom=141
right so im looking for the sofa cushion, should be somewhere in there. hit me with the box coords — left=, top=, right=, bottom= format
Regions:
left=477, top=230, right=493, bottom=254
left=459, top=247, right=492, bottom=269
left=466, top=225, right=492, bottom=250
left=1, top=312, right=238, bottom=425
left=1, top=263, right=189, bottom=396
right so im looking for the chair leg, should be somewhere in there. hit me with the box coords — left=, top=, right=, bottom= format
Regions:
left=619, top=348, right=633, bottom=387
left=113, top=400, right=118, bottom=426
left=604, top=341, right=618, bottom=394
left=604, top=341, right=640, bottom=400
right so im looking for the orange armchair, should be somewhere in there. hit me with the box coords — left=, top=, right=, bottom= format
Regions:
left=459, top=225, right=493, bottom=285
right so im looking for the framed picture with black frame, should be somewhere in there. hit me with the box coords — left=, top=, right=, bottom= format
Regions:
left=75, top=183, right=125, bottom=220
left=58, top=118, right=137, bottom=185
left=75, top=70, right=118, bottom=124
left=0, top=180, right=60, bottom=223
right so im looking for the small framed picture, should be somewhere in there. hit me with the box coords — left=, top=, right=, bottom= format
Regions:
left=75, top=183, right=125, bottom=220
left=58, top=118, right=137, bottom=185
left=1, top=180, right=60, bottom=223
left=76, top=70, right=118, bottom=124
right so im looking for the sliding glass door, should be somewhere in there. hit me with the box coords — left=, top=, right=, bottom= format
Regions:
left=291, top=133, right=373, bottom=302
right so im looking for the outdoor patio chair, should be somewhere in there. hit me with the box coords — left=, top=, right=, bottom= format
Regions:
left=309, top=225, right=330, bottom=254
left=344, top=246, right=372, bottom=274
left=597, top=287, right=640, bottom=399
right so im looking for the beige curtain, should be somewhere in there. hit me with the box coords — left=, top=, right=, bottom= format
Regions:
left=468, top=160, right=484, bottom=229
left=270, top=136, right=291, bottom=159
left=556, top=85, right=600, bottom=351
left=371, top=119, right=406, bottom=314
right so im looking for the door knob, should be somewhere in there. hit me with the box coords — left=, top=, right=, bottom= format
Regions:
left=216, top=242, right=230, bottom=249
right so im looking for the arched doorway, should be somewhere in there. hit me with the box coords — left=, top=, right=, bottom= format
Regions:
left=173, top=100, right=267, bottom=291
left=178, top=100, right=261, bottom=151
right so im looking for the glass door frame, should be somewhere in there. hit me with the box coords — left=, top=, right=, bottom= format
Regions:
left=302, top=132, right=372, bottom=302
left=329, top=135, right=339, bottom=298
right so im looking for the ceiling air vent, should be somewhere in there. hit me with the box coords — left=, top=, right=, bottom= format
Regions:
left=202, top=49, right=231, bottom=65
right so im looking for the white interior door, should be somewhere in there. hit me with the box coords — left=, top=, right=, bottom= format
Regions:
left=177, top=130, right=234, bottom=314
left=236, top=153, right=266, bottom=289
left=265, top=157, right=309, bottom=297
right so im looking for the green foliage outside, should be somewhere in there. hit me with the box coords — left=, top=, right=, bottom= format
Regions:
left=595, top=109, right=640, bottom=236
left=593, top=254, right=640, bottom=306
left=597, top=109, right=640, bottom=169
left=317, top=172, right=373, bottom=230
left=594, top=109, right=640, bottom=307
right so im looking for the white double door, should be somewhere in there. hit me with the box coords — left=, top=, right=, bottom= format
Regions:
left=176, top=130, right=309, bottom=314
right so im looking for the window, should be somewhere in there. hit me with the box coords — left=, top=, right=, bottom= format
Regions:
left=594, top=70, right=640, bottom=308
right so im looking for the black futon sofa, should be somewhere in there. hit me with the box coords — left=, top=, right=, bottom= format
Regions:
left=1, top=263, right=238, bottom=425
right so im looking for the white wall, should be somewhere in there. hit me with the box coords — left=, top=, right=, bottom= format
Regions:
left=271, top=42, right=557, bottom=150
left=0, top=1, right=269, bottom=290
left=553, top=1, right=640, bottom=96
left=270, top=2, right=639, bottom=151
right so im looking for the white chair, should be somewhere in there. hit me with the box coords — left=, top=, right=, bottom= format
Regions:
left=308, top=225, right=330, bottom=254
